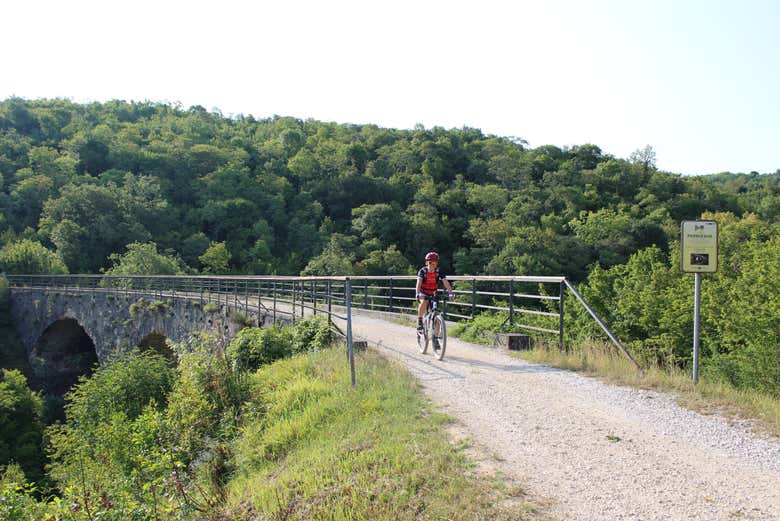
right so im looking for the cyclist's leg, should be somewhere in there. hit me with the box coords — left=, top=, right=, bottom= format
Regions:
left=417, top=297, right=428, bottom=331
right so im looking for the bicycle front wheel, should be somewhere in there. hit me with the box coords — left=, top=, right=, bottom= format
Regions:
left=418, top=319, right=429, bottom=354
left=432, top=313, right=446, bottom=360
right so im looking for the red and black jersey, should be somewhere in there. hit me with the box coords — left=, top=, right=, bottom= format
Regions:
left=417, top=266, right=447, bottom=295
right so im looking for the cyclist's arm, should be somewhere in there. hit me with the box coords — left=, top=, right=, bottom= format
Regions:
left=415, top=274, right=423, bottom=296
left=443, top=278, right=453, bottom=293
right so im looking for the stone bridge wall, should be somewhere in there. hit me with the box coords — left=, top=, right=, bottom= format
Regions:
left=9, top=289, right=268, bottom=363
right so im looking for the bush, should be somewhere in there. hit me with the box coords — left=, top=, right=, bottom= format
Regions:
left=226, top=326, right=294, bottom=372
left=63, top=351, right=175, bottom=428
left=450, top=310, right=525, bottom=344
left=292, top=316, right=334, bottom=353
left=0, top=370, right=46, bottom=485
left=43, top=339, right=250, bottom=520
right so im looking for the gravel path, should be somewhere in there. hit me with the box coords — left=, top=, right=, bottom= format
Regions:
left=350, top=314, right=780, bottom=521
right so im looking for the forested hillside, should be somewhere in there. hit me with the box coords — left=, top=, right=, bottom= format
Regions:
left=1, top=97, right=777, bottom=278
left=1, top=97, right=779, bottom=393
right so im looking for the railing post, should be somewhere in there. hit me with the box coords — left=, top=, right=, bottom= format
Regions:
left=312, top=280, right=316, bottom=315
left=471, top=278, right=477, bottom=319
left=559, top=280, right=565, bottom=351
left=272, top=280, right=277, bottom=325
left=327, top=280, right=332, bottom=327
left=245, top=280, right=249, bottom=315
left=508, top=280, right=514, bottom=325
left=292, top=280, right=296, bottom=323
left=364, top=283, right=368, bottom=309
left=346, top=278, right=355, bottom=387
left=389, top=278, right=394, bottom=314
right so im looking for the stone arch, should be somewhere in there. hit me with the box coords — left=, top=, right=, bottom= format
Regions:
left=137, top=331, right=175, bottom=362
left=30, top=318, right=99, bottom=397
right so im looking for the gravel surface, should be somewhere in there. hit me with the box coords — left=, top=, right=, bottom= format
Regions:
left=350, top=314, right=780, bottom=521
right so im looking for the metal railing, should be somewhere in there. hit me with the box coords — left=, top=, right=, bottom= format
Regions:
left=6, top=273, right=639, bottom=375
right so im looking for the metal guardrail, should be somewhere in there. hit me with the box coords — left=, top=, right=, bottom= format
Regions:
left=5, top=274, right=638, bottom=374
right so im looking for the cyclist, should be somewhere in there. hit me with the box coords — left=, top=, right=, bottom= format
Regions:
left=416, top=251, right=453, bottom=333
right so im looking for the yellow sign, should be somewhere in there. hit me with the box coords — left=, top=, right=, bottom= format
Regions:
left=681, top=221, right=718, bottom=273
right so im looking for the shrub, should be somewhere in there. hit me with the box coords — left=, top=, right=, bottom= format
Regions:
left=450, top=310, right=526, bottom=344
left=63, top=351, right=175, bottom=428
left=291, top=316, right=334, bottom=353
left=0, top=370, right=46, bottom=485
left=226, top=326, right=294, bottom=372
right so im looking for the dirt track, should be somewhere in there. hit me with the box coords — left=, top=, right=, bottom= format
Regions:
left=349, top=313, right=780, bottom=521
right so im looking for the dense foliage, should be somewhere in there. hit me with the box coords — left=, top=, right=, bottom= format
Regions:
left=226, top=317, right=333, bottom=372
left=0, top=318, right=335, bottom=519
left=0, top=370, right=46, bottom=485
left=567, top=212, right=780, bottom=394
left=2, top=97, right=776, bottom=279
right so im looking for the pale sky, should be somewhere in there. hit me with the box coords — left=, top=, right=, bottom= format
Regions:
left=2, top=0, right=778, bottom=176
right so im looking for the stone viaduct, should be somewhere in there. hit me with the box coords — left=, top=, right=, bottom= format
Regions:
left=9, top=288, right=269, bottom=370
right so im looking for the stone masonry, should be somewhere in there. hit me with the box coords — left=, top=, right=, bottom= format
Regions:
left=9, top=289, right=268, bottom=364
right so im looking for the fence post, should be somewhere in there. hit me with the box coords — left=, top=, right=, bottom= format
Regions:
left=312, top=280, right=316, bottom=315
left=257, top=281, right=262, bottom=326
left=364, top=283, right=368, bottom=310
left=508, top=280, right=514, bottom=325
left=272, top=280, right=277, bottom=325
left=389, top=278, right=394, bottom=314
left=346, top=278, right=356, bottom=387
left=327, top=280, right=332, bottom=327
left=559, top=280, right=565, bottom=351
left=471, top=278, right=477, bottom=319
left=291, top=281, right=295, bottom=323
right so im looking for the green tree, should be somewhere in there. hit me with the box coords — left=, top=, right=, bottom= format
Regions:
left=103, top=241, right=186, bottom=275
left=199, top=241, right=231, bottom=274
left=0, top=239, right=67, bottom=274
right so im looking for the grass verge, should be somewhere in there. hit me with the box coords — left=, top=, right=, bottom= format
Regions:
left=221, top=346, right=544, bottom=520
left=517, top=340, right=780, bottom=438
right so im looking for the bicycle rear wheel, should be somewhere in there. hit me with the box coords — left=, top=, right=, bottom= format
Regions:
left=432, top=313, right=446, bottom=360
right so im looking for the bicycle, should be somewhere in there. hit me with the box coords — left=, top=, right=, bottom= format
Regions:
left=417, top=293, right=448, bottom=360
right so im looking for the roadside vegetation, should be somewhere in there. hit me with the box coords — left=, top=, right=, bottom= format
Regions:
left=0, top=317, right=542, bottom=520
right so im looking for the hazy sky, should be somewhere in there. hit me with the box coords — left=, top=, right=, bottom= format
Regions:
left=2, top=0, right=778, bottom=175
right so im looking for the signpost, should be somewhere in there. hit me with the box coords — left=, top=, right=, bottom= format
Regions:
left=680, top=220, right=718, bottom=384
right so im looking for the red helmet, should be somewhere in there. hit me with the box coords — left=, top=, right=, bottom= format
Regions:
left=425, top=252, right=439, bottom=262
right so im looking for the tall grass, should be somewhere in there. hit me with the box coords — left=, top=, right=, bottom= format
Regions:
left=222, top=347, right=541, bottom=520
left=520, top=340, right=780, bottom=438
